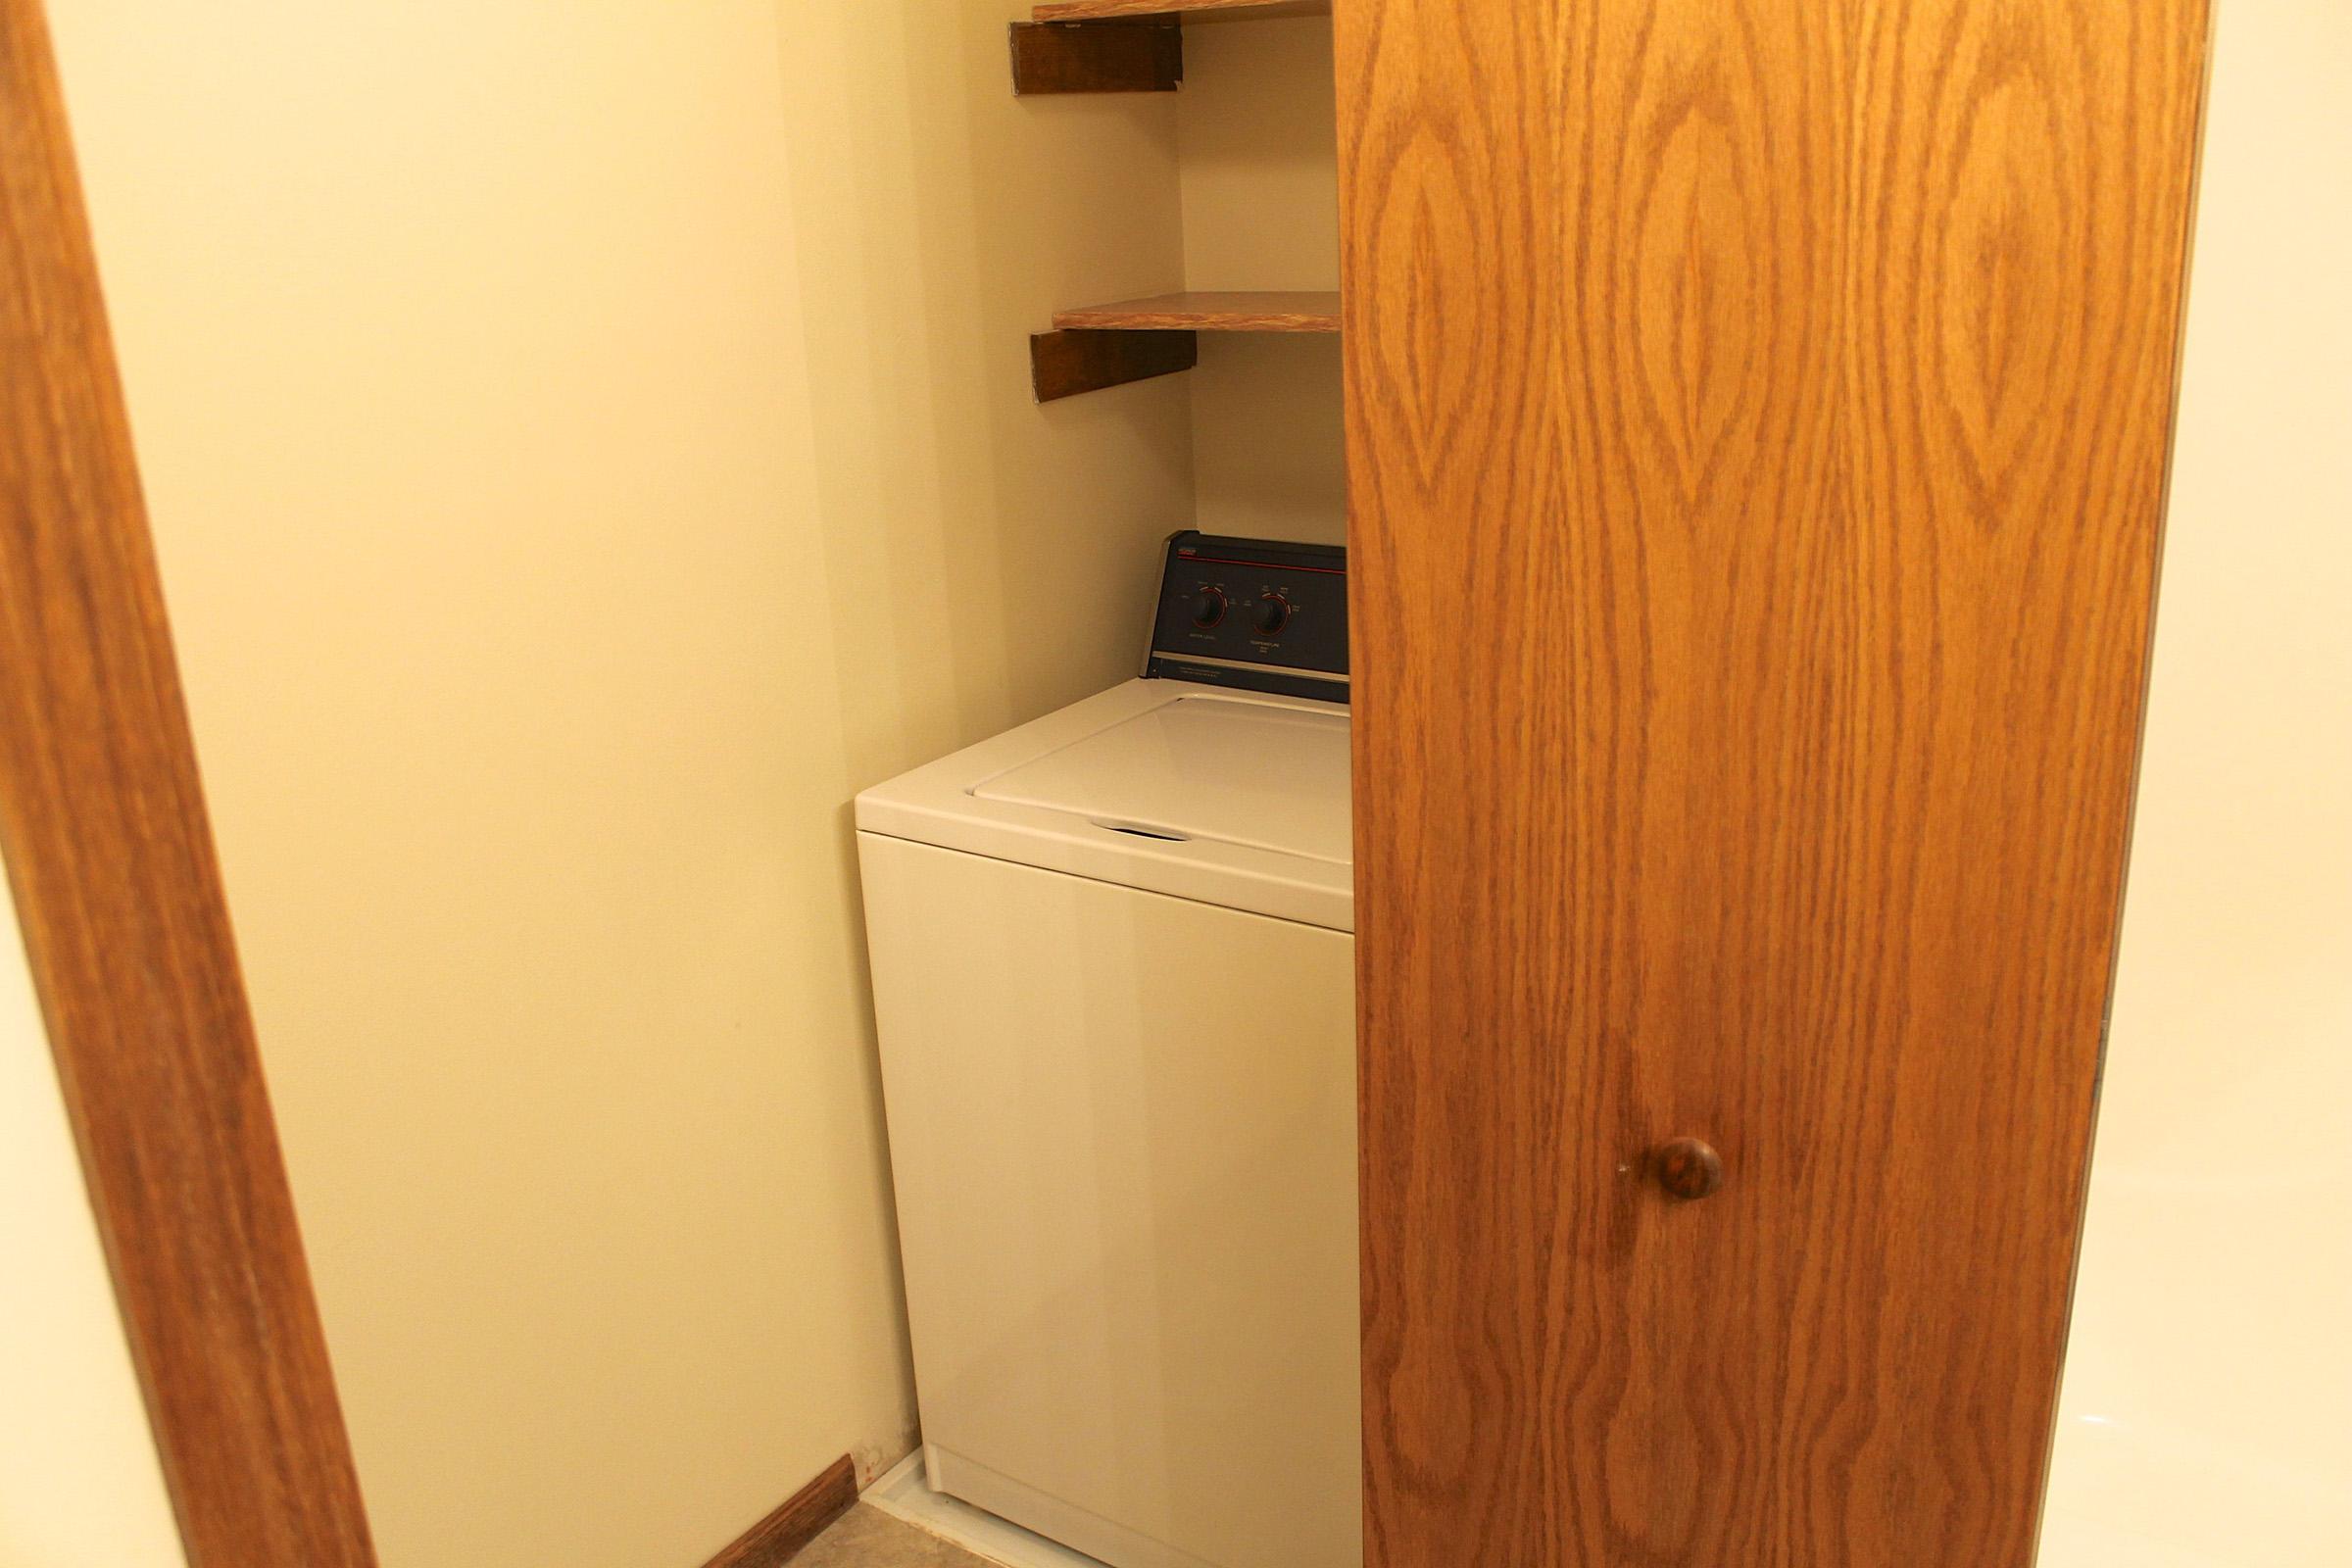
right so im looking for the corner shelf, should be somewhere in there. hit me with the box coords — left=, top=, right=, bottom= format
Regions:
left=1011, top=1, right=1329, bottom=96
left=1057, top=291, right=1339, bottom=332
left=1030, top=292, right=1340, bottom=402
left=1032, top=1, right=1329, bottom=20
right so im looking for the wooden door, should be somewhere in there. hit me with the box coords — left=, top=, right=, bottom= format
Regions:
left=1339, top=3, right=2212, bottom=1564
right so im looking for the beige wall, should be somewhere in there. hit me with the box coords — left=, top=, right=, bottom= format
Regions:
left=779, top=5, right=1195, bottom=779
left=2042, top=2, right=2352, bottom=1562
left=1177, top=17, right=1347, bottom=545
left=0, top=872, right=187, bottom=1568
left=47, top=3, right=1189, bottom=1566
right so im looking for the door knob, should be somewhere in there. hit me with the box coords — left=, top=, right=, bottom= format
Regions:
left=1654, top=1138, right=1724, bottom=1200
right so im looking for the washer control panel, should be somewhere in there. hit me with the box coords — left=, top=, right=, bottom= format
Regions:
left=1146, top=531, right=1348, bottom=702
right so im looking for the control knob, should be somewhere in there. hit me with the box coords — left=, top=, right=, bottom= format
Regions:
left=1251, top=592, right=1292, bottom=637
left=1191, top=588, right=1227, bottom=629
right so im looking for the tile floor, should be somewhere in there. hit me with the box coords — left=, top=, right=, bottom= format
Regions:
left=796, top=1503, right=1001, bottom=1568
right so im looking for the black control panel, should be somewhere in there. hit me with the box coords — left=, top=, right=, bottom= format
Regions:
left=1145, top=531, right=1347, bottom=703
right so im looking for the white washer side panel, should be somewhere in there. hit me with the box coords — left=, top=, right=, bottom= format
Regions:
left=858, top=834, right=1360, bottom=1568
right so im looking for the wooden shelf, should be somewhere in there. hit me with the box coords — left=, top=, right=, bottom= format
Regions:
left=1030, top=292, right=1339, bottom=402
left=1010, top=0, right=1327, bottom=95
left=1054, top=291, right=1340, bottom=332
left=1031, top=1, right=1329, bottom=21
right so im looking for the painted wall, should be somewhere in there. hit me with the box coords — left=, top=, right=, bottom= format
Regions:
left=778, top=5, right=1195, bottom=785
left=1176, top=17, right=1347, bottom=546
left=0, top=872, right=187, bottom=1568
left=46, top=3, right=1190, bottom=1565
left=2041, top=3, right=2352, bottom=1562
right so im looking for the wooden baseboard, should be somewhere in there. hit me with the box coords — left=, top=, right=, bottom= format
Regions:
left=704, top=1455, right=858, bottom=1567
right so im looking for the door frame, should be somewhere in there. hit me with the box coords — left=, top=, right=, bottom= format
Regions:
left=0, top=2, right=376, bottom=1563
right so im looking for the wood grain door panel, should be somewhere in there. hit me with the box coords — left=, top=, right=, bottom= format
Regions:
left=1339, top=2, right=2212, bottom=1564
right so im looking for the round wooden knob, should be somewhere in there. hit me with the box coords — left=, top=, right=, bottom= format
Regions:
left=1654, top=1138, right=1725, bottom=1200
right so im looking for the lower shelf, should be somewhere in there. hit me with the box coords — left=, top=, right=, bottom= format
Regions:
left=1029, top=290, right=1340, bottom=401
left=1054, top=290, right=1340, bottom=332
left=1029, top=327, right=1198, bottom=403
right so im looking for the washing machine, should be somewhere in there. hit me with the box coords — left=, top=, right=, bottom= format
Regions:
left=856, top=532, right=1358, bottom=1568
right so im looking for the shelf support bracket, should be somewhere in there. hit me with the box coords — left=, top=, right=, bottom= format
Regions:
left=1029, top=328, right=1198, bottom=402
left=1009, top=18, right=1183, bottom=95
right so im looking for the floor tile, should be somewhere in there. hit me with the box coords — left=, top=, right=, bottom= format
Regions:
left=795, top=1502, right=1004, bottom=1568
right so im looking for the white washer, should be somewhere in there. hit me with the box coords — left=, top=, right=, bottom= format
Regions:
left=856, top=535, right=1358, bottom=1568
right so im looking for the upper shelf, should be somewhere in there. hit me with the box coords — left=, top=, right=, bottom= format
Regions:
left=1011, top=0, right=1328, bottom=95
left=1054, top=291, right=1340, bottom=332
left=1030, top=1, right=1330, bottom=20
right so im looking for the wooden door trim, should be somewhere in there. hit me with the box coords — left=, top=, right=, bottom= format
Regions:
left=0, top=3, right=376, bottom=1563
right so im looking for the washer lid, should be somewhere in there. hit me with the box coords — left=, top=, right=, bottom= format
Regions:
left=972, top=693, right=1349, bottom=865
left=855, top=679, right=1354, bottom=931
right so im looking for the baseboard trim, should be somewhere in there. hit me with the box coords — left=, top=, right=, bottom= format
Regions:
left=705, top=1454, right=858, bottom=1567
